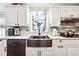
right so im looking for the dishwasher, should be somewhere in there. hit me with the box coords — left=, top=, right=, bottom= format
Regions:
left=7, top=39, right=26, bottom=56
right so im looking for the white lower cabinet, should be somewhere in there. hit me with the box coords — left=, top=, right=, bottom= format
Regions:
left=41, top=49, right=53, bottom=56
left=26, top=48, right=53, bottom=56
left=26, top=49, right=38, bottom=56
left=67, top=48, right=79, bottom=56
left=0, top=40, right=7, bottom=56
left=66, top=40, right=79, bottom=56
left=53, top=40, right=66, bottom=56
left=0, top=45, right=7, bottom=56
left=54, top=48, right=66, bottom=56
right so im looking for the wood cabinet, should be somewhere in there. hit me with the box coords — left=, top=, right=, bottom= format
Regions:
left=6, top=6, right=26, bottom=26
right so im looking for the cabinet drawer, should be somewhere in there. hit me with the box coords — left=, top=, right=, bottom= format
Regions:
left=53, top=40, right=66, bottom=48
left=66, top=40, right=79, bottom=48
left=67, top=40, right=79, bottom=44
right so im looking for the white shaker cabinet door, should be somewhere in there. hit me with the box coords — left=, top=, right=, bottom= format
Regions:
left=18, top=8, right=26, bottom=26
left=60, top=7, right=69, bottom=17
left=54, top=48, right=66, bottom=56
left=0, top=45, right=7, bottom=56
left=26, top=48, right=38, bottom=56
left=69, top=7, right=79, bottom=17
left=53, top=40, right=66, bottom=48
left=6, top=7, right=18, bottom=26
left=51, top=8, right=60, bottom=26
left=67, top=48, right=79, bottom=56
left=41, top=49, right=53, bottom=56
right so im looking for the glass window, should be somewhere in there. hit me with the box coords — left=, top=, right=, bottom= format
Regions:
left=32, top=11, right=47, bottom=32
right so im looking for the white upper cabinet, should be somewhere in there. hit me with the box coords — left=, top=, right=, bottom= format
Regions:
left=6, top=6, right=26, bottom=26
left=6, top=7, right=17, bottom=26
left=60, top=7, right=79, bottom=17
left=18, top=8, right=26, bottom=26
left=69, top=7, right=79, bottom=17
left=60, top=7, right=70, bottom=17
left=50, top=7, right=60, bottom=26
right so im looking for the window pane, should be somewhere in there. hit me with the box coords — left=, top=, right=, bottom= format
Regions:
left=32, top=11, right=47, bottom=32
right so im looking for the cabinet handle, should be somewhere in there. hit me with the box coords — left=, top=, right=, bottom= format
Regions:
left=58, top=46, right=63, bottom=48
left=4, top=47, right=7, bottom=52
left=37, top=50, right=41, bottom=56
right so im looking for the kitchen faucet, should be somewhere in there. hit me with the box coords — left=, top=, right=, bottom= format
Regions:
left=35, top=20, right=43, bottom=35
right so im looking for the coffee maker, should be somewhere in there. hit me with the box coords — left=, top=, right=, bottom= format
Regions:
left=8, top=26, right=20, bottom=36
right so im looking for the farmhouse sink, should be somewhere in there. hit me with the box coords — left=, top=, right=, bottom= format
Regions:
left=27, top=35, right=52, bottom=47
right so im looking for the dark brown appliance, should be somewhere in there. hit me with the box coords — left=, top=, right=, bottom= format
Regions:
left=8, top=28, right=14, bottom=36
left=7, top=39, right=26, bottom=56
left=8, top=26, right=20, bottom=36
